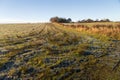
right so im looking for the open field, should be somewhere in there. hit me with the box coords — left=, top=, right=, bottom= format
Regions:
left=0, top=23, right=120, bottom=80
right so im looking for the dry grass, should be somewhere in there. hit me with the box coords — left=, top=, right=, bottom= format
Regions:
left=0, top=23, right=46, bottom=39
left=0, top=23, right=120, bottom=80
left=62, top=22, right=120, bottom=40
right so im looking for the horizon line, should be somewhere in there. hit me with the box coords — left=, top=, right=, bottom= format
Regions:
left=0, top=19, right=120, bottom=24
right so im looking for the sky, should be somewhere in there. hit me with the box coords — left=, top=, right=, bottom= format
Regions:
left=0, top=0, right=120, bottom=23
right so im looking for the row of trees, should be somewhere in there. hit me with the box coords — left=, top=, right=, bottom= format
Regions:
left=50, top=17, right=72, bottom=23
left=50, top=16, right=111, bottom=23
left=77, top=19, right=111, bottom=23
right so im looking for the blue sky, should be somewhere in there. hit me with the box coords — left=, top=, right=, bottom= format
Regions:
left=0, top=0, right=120, bottom=23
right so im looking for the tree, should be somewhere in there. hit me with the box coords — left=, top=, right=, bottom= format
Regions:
left=77, top=18, right=111, bottom=23
left=50, top=16, right=59, bottom=23
left=86, top=19, right=94, bottom=22
left=50, top=17, right=72, bottom=23
left=67, top=18, right=72, bottom=23
left=77, top=19, right=94, bottom=23
left=100, top=19, right=111, bottom=22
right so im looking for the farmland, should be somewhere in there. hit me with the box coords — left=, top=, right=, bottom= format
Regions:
left=0, top=23, right=120, bottom=80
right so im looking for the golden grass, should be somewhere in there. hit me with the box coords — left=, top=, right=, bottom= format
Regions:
left=0, top=23, right=46, bottom=39
left=62, top=22, right=120, bottom=40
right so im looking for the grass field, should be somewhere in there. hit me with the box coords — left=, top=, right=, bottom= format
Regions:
left=0, top=23, right=120, bottom=80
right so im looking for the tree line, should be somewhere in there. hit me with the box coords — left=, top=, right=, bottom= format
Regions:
left=50, top=16, right=111, bottom=23
left=50, top=16, right=72, bottom=23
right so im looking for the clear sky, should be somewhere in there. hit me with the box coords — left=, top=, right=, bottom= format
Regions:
left=0, top=0, right=120, bottom=23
